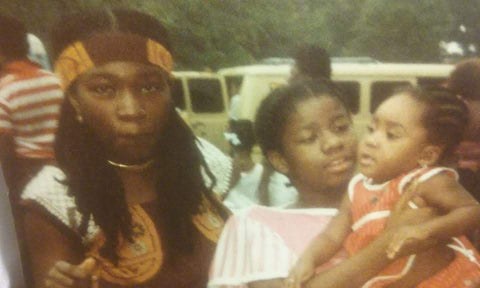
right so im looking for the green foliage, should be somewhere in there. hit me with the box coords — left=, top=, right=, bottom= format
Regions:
left=347, top=0, right=454, bottom=62
left=0, top=0, right=476, bottom=69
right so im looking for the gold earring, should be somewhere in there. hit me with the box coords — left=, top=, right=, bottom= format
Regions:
left=76, top=114, right=83, bottom=123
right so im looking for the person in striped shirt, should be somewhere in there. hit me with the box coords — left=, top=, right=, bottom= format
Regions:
left=0, top=14, right=63, bottom=199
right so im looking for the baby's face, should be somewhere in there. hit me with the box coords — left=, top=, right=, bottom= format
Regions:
left=358, top=93, right=430, bottom=184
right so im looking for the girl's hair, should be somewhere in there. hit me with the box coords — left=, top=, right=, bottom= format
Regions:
left=53, top=9, right=228, bottom=262
left=228, top=119, right=256, bottom=153
left=447, top=58, right=480, bottom=101
left=255, top=79, right=348, bottom=156
left=398, top=86, right=469, bottom=162
left=293, top=45, right=331, bottom=79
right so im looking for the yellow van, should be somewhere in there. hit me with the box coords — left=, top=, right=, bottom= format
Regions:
left=173, top=64, right=455, bottom=154
left=219, top=62, right=455, bottom=139
left=172, top=71, right=230, bottom=152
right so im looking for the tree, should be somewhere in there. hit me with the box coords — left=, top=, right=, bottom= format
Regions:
left=0, top=0, right=470, bottom=68
left=346, top=0, right=454, bottom=62
left=445, top=0, right=480, bottom=57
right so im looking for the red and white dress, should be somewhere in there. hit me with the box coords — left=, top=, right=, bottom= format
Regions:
left=345, top=167, right=480, bottom=287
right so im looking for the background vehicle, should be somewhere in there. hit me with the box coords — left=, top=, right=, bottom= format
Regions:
left=219, top=62, right=455, bottom=137
left=172, top=71, right=230, bottom=152
left=172, top=64, right=454, bottom=154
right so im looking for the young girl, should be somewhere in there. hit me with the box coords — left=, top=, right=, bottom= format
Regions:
left=209, top=79, right=359, bottom=287
left=210, top=80, right=439, bottom=288
left=289, top=86, right=480, bottom=288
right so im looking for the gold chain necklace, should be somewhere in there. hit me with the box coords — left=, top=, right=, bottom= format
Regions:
left=107, top=159, right=155, bottom=171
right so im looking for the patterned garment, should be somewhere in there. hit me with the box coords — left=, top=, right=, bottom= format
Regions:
left=21, top=165, right=226, bottom=287
left=345, top=167, right=480, bottom=288
left=208, top=206, right=346, bottom=288
left=196, top=137, right=233, bottom=197
left=0, top=60, right=63, bottom=159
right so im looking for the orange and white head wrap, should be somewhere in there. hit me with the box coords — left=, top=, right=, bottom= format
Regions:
left=54, top=32, right=173, bottom=90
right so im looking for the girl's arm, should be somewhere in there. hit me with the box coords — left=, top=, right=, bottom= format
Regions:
left=305, top=229, right=394, bottom=288
left=23, top=207, right=97, bottom=288
left=254, top=206, right=438, bottom=288
left=302, top=192, right=353, bottom=266
left=387, top=172, right=480, bottom=258
left=287, top=192, right=352, bottom=286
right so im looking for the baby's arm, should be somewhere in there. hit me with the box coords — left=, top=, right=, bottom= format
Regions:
left=387, top=172, right=480, bottom=258
left=287, top=192, right=352, bottom=287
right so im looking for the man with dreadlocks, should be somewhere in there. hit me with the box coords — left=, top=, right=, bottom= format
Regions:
left=20, top=9, right=230, bottom=288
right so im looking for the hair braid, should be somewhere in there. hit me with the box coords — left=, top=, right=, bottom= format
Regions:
left=406, top=86, right=469, bottom=162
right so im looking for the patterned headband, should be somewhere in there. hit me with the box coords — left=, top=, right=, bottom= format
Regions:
left=54, top=32, right=173, bottom=90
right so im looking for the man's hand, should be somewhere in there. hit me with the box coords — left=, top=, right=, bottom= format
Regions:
left=44, top=258, right=98, bottom=288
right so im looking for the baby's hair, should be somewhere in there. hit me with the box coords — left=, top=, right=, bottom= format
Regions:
left=398, top=86, right=469, bottom=162
left=255, top=79, right=348, bottom=156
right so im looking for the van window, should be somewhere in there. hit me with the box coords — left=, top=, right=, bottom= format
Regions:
left=224, top=76, right=243, bottom=99
left=171, top=79, right=186, bottom=110
left=370, top=81, right=411, bottom=112
left=335, top=81, right=360, bottom=114
left=189, top=79, right=224, bottom=113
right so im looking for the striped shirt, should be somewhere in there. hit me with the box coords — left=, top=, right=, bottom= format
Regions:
left=0, top=60, right=63, bottom=159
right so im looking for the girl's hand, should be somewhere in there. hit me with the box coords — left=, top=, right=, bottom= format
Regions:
left=285, top=257, right=316, bottom=288
left=44, top=258, right=98, bottom=288
left=386, top=225, right=436, bottom=259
